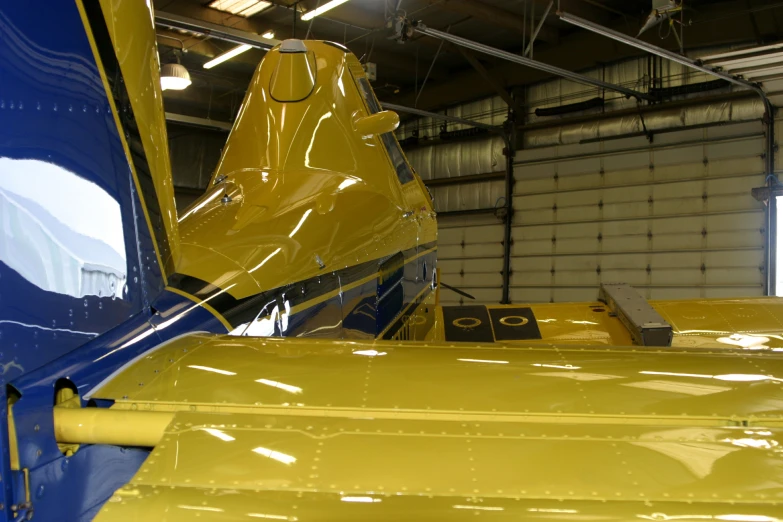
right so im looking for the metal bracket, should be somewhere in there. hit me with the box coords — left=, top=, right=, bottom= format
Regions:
left=599, top=283, right=672, bottom=347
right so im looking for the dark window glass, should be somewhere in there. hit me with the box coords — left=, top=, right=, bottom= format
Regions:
left=356, top=78, right=414, bottom=185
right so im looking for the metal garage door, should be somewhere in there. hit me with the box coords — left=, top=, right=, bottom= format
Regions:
left=400, top=96, right=508, bottom=305
left=511, top=121, right=767, bottom=302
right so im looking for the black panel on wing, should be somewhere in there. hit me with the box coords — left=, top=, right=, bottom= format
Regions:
left=442, top=305, right=494, bottom=342
left=489, top=307, right=542, bottom=341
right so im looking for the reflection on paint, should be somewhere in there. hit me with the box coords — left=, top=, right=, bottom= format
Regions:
left=178, top=505, right=224, bottom=512
left=353, top=349, right=387, bottom=357
left=252, top=446, right=296, bottom=465
left=453, top=505, right=504, bottom=511
left=289, top=209, right=312, bottom=238
left=337, top=178, right=357, bottom=190
left=187, top=365, right=236, bottom=376
left=640, top=371, right=783, bottom=383
left=247, top=514, right=298, bottom=521
left=0, top=158, right=126, bottom=298
left=722, top=437, right=779, bottom=449
left=637, top=513, right=782, bottom=522
left=458, top=358, right=508, bottom=364
left=341, top=497, right=381, bottom=503
left=717, top=333, right=770, bottom=350
left=250, top=248, right=282, bottom=273
left=255, top=378, right=302, bottom=394
left=200, top=428, right=235, bottom=442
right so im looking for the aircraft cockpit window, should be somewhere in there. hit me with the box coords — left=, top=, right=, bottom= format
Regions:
left=356, top=78, right=414, bottom=185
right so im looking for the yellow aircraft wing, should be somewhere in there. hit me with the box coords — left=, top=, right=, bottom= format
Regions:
left=427, top=295, right=783, bottom=350
left=69, top=334, right=783, bottom=520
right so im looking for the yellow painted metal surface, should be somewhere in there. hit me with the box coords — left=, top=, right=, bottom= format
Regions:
left=92, top=334, right=783, bottom=520
left=655, top=297, right=783, bottom=349
left=424, top=298, right=783, bottom=349
left=53, top=407, right=173, bottom=447
left=178, top=41, right=435, bottom=300
left=77, top=0, right=179, bottom=274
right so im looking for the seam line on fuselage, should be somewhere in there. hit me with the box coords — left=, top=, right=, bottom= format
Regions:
left=77, top=0, right=171, bottom=284
left=170, top=244, right=437, bottom=331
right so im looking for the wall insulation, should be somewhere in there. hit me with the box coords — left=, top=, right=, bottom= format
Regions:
left=397, top=96, right=509, bottom=304
left=396, top=54, right=773, bottom=305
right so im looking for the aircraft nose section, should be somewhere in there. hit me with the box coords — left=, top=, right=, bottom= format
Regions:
left=270, top=39, right=316, bottom=102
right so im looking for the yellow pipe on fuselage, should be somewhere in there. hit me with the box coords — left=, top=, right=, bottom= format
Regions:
left=53, top=407, right=173, bottom=447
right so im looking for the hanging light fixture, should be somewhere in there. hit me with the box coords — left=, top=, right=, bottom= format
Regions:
left=160, top=62, right=192, bottom=91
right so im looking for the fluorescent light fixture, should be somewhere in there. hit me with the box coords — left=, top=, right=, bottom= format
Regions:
left=200, top=428, right=236, bottom=442
left=340, top=496, right=381, bottom=503
left=160, top=63, right=191, bottom=91
left=247, top=514, right=296, bottom=521
left=204, top=44, right=252, bottom=69
left=457, top=358, right=509, bottom=364
left=262, top=30, right=275, bottom=39
left=187, top=365, right=236, bottom=376
left=301, top=0, right=351, bottom=21
left=531, top=363, right=580, bottom=370
left=256, top=378, right=303, bottom=395
left=252, top=446, right=297, bottom=465
left=209, top=0, right=272, bottom=17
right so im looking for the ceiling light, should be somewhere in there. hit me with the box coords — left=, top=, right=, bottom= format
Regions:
left=301, top=0, right=351, bottom=21
left=204, top=44, right=252, bottom=69
left=160, top=63, right=191, bottom=91
left=208, top=0, right=272, bottom=17
left=262, top=30, right=275, bottom=39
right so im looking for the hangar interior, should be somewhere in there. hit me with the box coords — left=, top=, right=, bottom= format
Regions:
left=5, top=1, right=783, bottom=520
left=157, top=0, right=783, bottom=305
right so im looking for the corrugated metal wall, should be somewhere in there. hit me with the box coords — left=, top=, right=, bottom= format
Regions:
left=397, top=97, right=510, bottom=304
left=168, top=122, right=228, bottom=210
left=397, top=55, right=773, bottom=305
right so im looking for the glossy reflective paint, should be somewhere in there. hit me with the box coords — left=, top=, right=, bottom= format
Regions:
left=8, top=291, right=225, bottom=521
left=424, top=299, right=783, bottom=348
left=176, top=40, right=436, bottom=303
left=0, top=0, right=161, bottom=382
left=93, top=335, right=783, bottom=520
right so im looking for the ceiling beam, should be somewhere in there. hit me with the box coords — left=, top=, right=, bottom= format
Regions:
left=428, top=0, right=559, bottom=45
left=393, top=0, right=773, bottom=112
left=457, top=47, right=523, bottom=114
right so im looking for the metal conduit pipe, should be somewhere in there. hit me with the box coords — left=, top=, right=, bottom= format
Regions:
left=53, top=407, right=174, bottom=447
left=410, top=21, right=656, bottom=102
left=557, top=11, right=777, bottom=295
